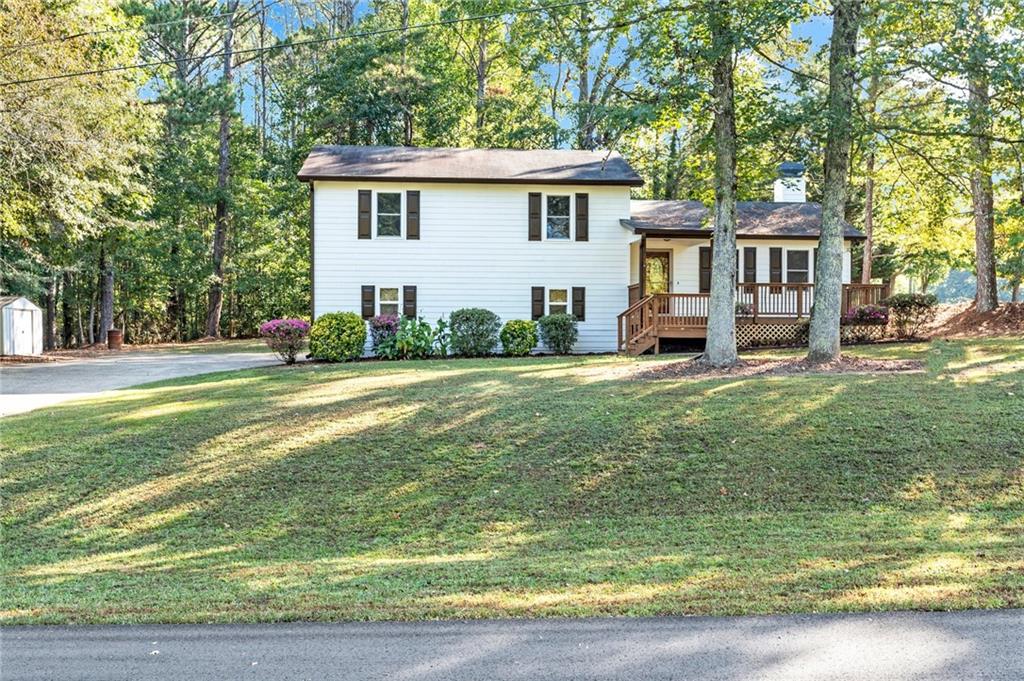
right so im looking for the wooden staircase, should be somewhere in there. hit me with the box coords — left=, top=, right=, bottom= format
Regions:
left=617, top=296, right=657, bottom=355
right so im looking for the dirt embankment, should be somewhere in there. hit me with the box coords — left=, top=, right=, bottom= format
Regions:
left=924, top=302, right=1024, bottom=339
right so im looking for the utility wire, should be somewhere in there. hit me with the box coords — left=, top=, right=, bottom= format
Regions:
left=0, top=0, right=592, bottom=88
left=6, top=0, right=286, bottom=52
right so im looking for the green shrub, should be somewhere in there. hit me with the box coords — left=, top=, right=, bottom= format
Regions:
left=538, top=313, right=578, bottom=354
left=392, top=317, right=435, bottom=360
left=500, top=320, right=538, bottom=356
left=433, top=317, right=450, bottom=357
left=309, top=312, right=366, bottom=361
left=884, top=293, right=937, bottom=339
left=450, top=308, right=501, bottom=356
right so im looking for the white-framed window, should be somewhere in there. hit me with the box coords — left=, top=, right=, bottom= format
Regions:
left=548, top=287, right=569, bottom=315
left=378, top=287, right=400, bottom=316
left=545, top=194, right=571, bottom=240
left=376, top=191, right=402, bottom=237
left=786, top=249, right=810, bottom=283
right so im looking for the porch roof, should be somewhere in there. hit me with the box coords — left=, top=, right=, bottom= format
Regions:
left=622, top=200, right=865, bottom=240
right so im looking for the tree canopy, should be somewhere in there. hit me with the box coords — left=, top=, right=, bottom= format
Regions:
left=2, top=0, right=1022, bottom=348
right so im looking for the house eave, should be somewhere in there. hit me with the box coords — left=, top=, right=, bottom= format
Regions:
left=299, top=174, right=645, bottom=187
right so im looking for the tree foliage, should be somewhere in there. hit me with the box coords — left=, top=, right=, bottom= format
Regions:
left=2, top=0, right=1021, bottom=349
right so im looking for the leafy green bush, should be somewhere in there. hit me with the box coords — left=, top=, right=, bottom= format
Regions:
left=883, top=293, right=937, bottom=339
left=309, top=312, right=366, bottom=361
left=538, top=313, right=578, bottom=354
left=449, top=308, right=500, bottom=356
left=433, top=317, right=450, bottom=357
left=388, top=317, right=436, bottom=360
left=500, top=320, right=538, bottom=356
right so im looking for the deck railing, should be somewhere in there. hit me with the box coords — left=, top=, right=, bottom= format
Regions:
left=617, top=283, right=889, bottom=351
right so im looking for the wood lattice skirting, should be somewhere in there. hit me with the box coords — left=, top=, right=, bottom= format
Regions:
left=735, top=322, right=890, bottom=349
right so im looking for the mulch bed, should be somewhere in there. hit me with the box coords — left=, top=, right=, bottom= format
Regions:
left=637, top=354, right=924, bottom=380
left=925, top=302, right=1024, bottom=338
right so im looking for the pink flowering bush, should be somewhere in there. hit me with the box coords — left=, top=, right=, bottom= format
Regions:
left=369, top=314, right=399, bottom=355
left=841, top=304, right=889, bottom=326
left=259, top=318, right=310, bottom=364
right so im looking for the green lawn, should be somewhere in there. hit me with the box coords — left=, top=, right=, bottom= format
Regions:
left=2, top=338, right=1022, bottom=624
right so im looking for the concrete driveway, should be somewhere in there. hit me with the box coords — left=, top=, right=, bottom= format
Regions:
left=3, top=610, right=1022, bottom=680
left=0, top=349, right=279, bottom=417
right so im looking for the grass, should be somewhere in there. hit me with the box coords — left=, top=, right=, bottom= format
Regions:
left=2, top=337, right=1022, bottom=625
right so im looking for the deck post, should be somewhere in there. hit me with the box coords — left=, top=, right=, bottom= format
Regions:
left=751, top=284, right=759, bottom=324
left=639, top=235, right=647, bottom=297
left=796, top=285, right=804, bottom=318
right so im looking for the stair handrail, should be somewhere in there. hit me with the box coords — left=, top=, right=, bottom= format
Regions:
left=617, top=294, right=656, bottom=351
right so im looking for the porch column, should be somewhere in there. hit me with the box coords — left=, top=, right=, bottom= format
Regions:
left=639, top=234, right=647, bottom=297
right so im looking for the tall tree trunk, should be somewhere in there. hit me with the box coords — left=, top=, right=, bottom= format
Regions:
left=400, top=0, right=413, bottom=145
left=258, top=0, right=267, bottom=153
left=967, top=1, right=998, bottom=312
left=99, top=247, right=114, bottom=344
left=205, top=0, right=238, bottom=338
left=702, top=0, right=738, bottom=368
left=42, top=274, right=56, bottom=351
left=475, top=38, right=487, bottom=130
left=861, top=72, right=880, bottom=284
left=576, top=5, right=593, bottom=150
left=1012, top=282, right=1020, bottom=303
left=61, top=271, right=73, bottom=348
left=808, top=0, right=862, bottom=363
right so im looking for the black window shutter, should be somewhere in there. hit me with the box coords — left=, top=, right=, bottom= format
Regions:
left=358, top=190, right=372, bottom=239
left=699, top=246, right=712, bottom=293
left=736, top=249, right=740, bottom=283
left=531, top=286, right=545, bottom=320
left=361, top=285, right=375, bottom=319
left=575, top=193, right=589, bottom=242
left=406, top=190, right=420, bottom=240
left=402, top=286, right=417, bottom=318
left=813, top=247, right=819, bottom=281
left=769, top=247, right=783, bottom=283
left=572, top=287, right=586, bottom=321
left=744, top=247, right=757, bottom=283
left=528, top=193, right=542, bottom=241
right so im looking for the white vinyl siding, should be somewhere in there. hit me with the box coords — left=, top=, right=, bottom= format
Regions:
left=313, top=182, right=632, bottom=353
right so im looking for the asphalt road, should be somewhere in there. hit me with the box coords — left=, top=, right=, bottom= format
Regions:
left=0, top=349, right=278, bottom=417
left=3, top=610, right=1022, bottom=681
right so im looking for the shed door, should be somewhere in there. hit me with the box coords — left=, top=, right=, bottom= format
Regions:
left=12, top=309, right=33, bottom=355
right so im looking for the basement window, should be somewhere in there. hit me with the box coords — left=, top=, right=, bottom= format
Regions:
left=378, top=287, right=399, bottom=316
left=548, top=288, right=568, bottom=315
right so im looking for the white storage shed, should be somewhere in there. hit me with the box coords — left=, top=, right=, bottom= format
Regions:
left=0, top=296, right=44, bottom=356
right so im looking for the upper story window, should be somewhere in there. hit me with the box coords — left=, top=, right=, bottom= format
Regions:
left=787, top=250, right=809, bottom=283
left=377, top=192, right=402, bottom=237
left=546, top=195, right=571, bottom=240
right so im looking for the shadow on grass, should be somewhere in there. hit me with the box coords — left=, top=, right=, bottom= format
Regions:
left=2, top=340, right=1022, bottom=623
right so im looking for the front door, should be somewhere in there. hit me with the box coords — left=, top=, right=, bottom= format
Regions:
left=645, top=251, right=671, bottom=294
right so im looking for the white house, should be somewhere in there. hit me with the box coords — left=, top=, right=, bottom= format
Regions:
left=299, top=146, right=882, bottom=354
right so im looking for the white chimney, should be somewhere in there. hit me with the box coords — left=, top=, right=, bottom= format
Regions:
left=773, top=162, right=806, bottom=203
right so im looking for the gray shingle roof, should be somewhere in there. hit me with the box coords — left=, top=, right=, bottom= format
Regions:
left=623, top=200, right=865, bottom=239
left=298, top=145, right=644, bottom=186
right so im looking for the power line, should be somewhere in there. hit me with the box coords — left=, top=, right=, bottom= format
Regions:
left=0, top=0, right=592, bottom=88
left=5, top=0, right=286, bottom=52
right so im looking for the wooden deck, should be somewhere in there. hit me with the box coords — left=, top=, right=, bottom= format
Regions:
left=618, top=283, right=888, bottom=354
